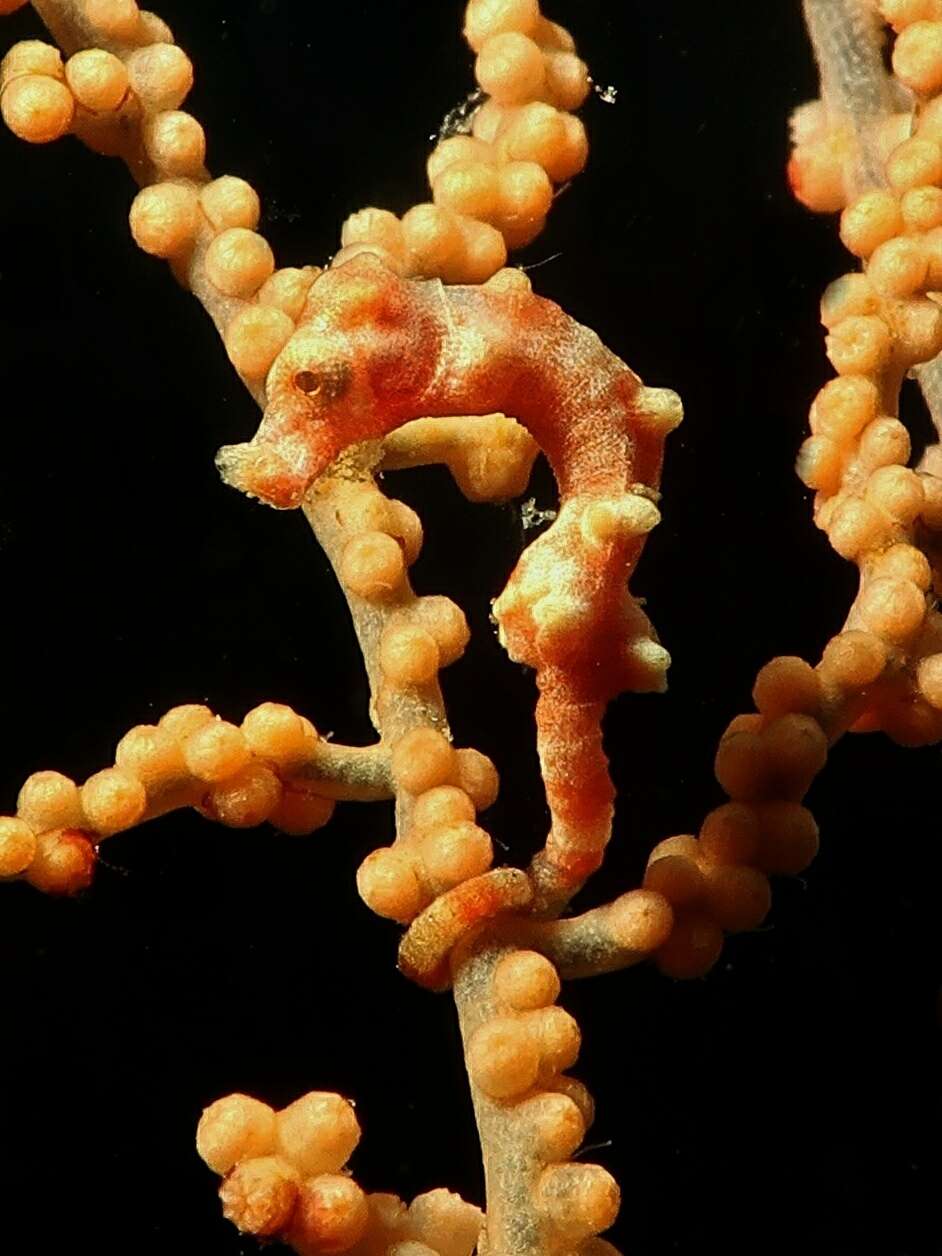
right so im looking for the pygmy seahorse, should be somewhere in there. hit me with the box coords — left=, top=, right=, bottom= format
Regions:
left=217, top=255, right=683, bottom=910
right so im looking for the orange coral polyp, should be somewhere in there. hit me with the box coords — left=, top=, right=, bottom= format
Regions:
left=0, top=816, right=37, bottom=876
left=219, top=1156, right=300, bottom=1237
left=1, top=72, right=74, bottom=142
left=197, top=1094, right=277, bottom=1175
left=275, top=1092, right=361, bottom=1177
left=290, top=1174, right=369, bottom=1255
left=24, top=828, right=96, bottom=895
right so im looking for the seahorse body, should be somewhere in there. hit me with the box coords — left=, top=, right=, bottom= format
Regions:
left=218, top=256, right=683, bottom=907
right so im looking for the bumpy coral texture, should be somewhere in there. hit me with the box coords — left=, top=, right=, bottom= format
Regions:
left=787, top=0, right=942, bottom=751
left=6, top=2, right=942, bottom=1256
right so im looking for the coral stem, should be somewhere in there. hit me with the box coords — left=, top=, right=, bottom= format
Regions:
left=803, top=0, right=897, bottom=122
left=453, top=941, right=545, bottom=1256
left=803, top=0, right=898, bottom=189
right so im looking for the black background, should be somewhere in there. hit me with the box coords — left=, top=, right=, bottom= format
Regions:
left=0, top=3, right=939, bottom=1255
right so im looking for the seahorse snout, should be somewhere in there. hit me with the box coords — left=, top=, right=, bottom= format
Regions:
left=215, top=439, right=312, bottom=509
left=216, top=393, right=343, bottom=509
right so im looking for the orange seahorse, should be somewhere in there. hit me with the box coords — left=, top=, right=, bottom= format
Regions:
left=218, top=255, right=683, bottom=911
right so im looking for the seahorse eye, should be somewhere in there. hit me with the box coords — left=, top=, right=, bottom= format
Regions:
left=294, top=369, right=322, bottom=396
left=293, top=362, right=352, bottom=401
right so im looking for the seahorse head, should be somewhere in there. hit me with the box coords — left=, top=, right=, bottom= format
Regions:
left=216, top=255, right=442, bottom=509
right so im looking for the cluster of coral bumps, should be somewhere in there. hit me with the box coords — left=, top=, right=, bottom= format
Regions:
left=0, top=702, right=338, bottom=894
left=788, top=0, right=942, bottom=747
left=197, top=1089, right=483, bottom=1256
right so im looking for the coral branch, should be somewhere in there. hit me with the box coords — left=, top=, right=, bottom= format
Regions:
left=804, top=0, right=898, bottom=126
left=380, top=414, right=539, bottom=503
left=3, top=0, right=309, bottom=403
left=0, top=701, right=388, bottom=895
left=513, top=890, right=674, bottom=979
left=789, top=5, right=942, bottom=749
left=622, top=0, right=942, bottom=988
left=792, top=0, right=901, bottom=210
left=453, top=941, right=617, bottom=1256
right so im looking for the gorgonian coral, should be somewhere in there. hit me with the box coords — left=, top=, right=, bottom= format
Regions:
left=1, top=3, right=939, bottom=1255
